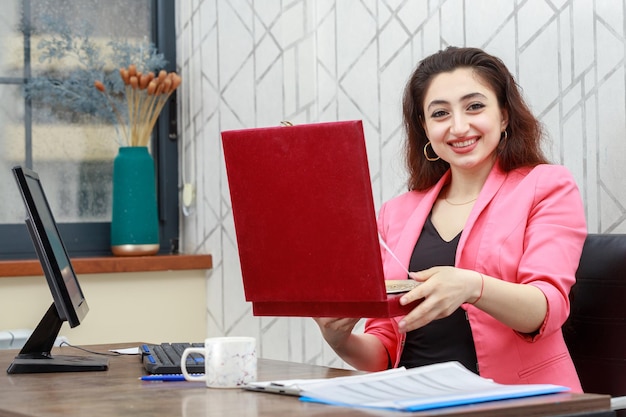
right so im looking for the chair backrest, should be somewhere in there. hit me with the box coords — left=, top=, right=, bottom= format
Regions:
left=564, top=233, right=626, bottom=396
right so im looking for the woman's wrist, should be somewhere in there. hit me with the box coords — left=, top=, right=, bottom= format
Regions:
left=469, top=272, right=485, bottom=304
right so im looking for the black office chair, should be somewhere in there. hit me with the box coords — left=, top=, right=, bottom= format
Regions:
left=563, top=233, right=626, bottom=414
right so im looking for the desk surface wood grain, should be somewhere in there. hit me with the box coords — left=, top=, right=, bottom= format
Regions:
left=0, top=343, right=613, bottom=417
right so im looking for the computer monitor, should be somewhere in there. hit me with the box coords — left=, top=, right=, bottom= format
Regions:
left=6, top=166, right=108, bottom=374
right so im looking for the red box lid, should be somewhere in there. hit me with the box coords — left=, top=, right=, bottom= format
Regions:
left=222, top=120, right=418, bottom=317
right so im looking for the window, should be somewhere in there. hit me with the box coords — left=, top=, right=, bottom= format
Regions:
left=0, top=0, right=178, bottom=259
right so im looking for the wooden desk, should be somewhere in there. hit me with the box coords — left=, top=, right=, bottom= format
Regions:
left=0, top=343, right=614, bottom=417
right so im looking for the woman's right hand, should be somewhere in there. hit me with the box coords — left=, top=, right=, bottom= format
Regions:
left=312, top=317, right=361, bottom=350
left=313, top=317, right=389, bottom=371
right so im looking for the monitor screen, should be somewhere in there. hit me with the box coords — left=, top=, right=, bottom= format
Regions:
left=7, top=166, right=108, bottom=374
left=18, top=168, right=88, bottom=326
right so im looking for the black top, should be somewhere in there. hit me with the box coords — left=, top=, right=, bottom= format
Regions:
left=398, top=215, right=478, bottom=373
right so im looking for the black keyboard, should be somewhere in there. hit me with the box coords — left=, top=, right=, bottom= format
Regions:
left=140, top=342, right=205, bottom=374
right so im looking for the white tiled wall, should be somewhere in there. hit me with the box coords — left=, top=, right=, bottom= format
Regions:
left=176, top=0, right=626, bottom=367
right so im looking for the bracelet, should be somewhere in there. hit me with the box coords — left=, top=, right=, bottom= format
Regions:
left=470, top=273, right=485, bottom=305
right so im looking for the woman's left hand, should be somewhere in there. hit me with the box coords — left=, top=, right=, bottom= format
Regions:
left=397, top=266, right=481, bottom=333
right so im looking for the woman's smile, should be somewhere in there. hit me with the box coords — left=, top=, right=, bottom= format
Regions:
left=449, top=137, right=478, bottom=148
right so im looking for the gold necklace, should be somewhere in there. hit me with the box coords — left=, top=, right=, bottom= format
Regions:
left=444, top=194, right=478, bottom=206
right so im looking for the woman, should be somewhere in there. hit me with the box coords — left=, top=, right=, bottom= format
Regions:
left=314, top=46, right=587, bottom=392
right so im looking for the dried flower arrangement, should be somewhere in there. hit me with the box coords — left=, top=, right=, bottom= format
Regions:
left=23, top=16, right=170, bottom=147
left=94, top=65, right=181, bottom=147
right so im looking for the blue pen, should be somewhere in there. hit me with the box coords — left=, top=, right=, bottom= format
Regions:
left=140, top=374, right=203, bottom=381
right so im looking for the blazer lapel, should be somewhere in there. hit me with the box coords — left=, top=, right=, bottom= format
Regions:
left=393, top=171, right=451, bottom=272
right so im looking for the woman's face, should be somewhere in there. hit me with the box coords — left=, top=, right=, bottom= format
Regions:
left=421, top=67, right=508, bottom=172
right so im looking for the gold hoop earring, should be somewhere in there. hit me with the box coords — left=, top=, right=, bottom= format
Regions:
left=423, top=141, right=440, bottom=161
left=501, top=130, right=508, bottom=141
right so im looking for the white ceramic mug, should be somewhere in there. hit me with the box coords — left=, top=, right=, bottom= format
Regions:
left=180, top=337, right=257, bottom=388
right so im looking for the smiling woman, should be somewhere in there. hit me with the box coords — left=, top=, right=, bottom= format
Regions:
left=313, top=46, right=588, bottom=393
left=0, top=0, right=178, bottom=259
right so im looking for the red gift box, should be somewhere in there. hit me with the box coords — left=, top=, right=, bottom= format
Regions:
left=222, top=120, right=419, bottom=318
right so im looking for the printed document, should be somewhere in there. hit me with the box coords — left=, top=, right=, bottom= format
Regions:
left=246, top=361, right=569, bottom=412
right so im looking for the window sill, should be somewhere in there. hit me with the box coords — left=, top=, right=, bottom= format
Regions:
left=0, top=254, right=212, bottom=278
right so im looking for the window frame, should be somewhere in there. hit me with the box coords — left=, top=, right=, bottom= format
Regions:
left=0, top=0, right=179, bottom=260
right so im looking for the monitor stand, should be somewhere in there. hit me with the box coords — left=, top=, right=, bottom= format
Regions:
left=6, top=304, right=109, bottom=374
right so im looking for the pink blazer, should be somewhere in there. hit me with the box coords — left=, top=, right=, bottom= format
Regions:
left=366, top=163, right=587, bottom=392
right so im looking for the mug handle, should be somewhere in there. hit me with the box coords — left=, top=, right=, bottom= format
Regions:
left=180, top=347, right=206, bottom=382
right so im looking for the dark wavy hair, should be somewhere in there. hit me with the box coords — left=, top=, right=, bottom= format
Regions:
left=402, top=46, right=549, bottom=191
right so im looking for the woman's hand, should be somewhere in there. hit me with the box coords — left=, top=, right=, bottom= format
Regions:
left=397, top=266, right=548, bottom=334
left=397, top=266, right=481, bottom=333
left=312, top=317, right=389, bottom=371
left=312, top=317, right=361, bottom=350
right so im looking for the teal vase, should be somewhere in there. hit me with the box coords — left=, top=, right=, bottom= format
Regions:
left=110, top=146, right=159, bottom=256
